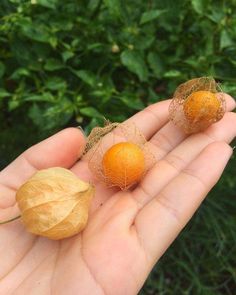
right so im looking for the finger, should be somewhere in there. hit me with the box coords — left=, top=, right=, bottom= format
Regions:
left=126, top=99, right=171, bottom=139
left=149, top=93, right=236, bottom=159
left=133, top=111, right=236, bottom=206
left=134, top=141, right=233, bottom=263
left=0, top=128, right=85, bottom=208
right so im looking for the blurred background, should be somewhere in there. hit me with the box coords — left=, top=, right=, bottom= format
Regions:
left=0, top=0, right=235, bottom=294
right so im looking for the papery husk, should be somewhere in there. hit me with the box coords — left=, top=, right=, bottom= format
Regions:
left=169, top=77, right=226, bottom=134
left=16, top=167, right=94, bottom=240
left=83, top=120, right=156, bottom=190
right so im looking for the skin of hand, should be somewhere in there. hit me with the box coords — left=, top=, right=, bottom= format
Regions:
left=0, top=94, right=235, bottom=295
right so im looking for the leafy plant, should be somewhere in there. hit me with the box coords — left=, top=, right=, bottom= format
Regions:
left=0, top=0, right=235, bottom=294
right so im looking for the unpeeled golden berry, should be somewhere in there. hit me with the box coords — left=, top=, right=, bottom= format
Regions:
left=169, top=77, right=226, bottom=134
left=102, top=142, right=145, bottom=189
left=183, top=91, right=221, bottom=123
left=16, top=167, right=94, bottom=240
left=84, top=121, right=156, bottom=190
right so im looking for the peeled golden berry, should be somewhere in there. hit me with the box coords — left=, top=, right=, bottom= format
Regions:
left=16, top=167, right=94, bottom=240
left=183, top=91, right=221, bottom=123
left=102, top=142, right=145, bottom=189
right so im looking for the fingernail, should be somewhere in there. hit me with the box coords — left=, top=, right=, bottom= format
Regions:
left=77, top=126, right=86, bottom=136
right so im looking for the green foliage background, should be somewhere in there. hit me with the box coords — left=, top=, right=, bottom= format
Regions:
left=0, top=0, right=235, bottom=294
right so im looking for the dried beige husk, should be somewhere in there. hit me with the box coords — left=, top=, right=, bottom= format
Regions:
left=83, top=120, right=156, bottom=190
left=169, top=77, right=226, bottom=134
left=16, top=167, right=94, bottom=240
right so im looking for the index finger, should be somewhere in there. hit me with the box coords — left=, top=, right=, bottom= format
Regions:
left=126, top=99, right=171, bottom=139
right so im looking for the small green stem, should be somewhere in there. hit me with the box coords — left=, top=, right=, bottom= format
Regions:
left=0, top=215, right=21, bottom=225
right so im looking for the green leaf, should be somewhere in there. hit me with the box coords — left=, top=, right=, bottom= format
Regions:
left=80, top=107, right=103, bottom=118
left=29, top=100, right=73, bottom=130
left=0, top=62, right=5, bottom=78
left=119, top=96, right=144, bottom=110
left=24, top=92, right=55, bottom=103
left=44, top=101, right=73, bottom=126
left=134, top=35, right=155, bottom=50
left=87, top=43, right=103, bottom=51
left=220, top=30, right=233, bottom=50
left=45, top=77, right=67, bottom=91
left=164, top=70, right=181, bottom=78
left=140, top=9, right=166, bottom=25
left=8, top=0, right=21, bottom=3
left=28, top=104, right=44, bottom=128
left=121, top=50, right=148, bottom=82
left=104, top=0, right=120, bottom=15
left=20, top=22, right=52, bottom=43
left=104, top=0, right=128, bottom=21
left=0, top=88, right=10, bottom=98
left=221, top=82, right=236, bottom=97
left=49, top=37, right=58, bottom=48
left=44, top=58, right=64, bottom=71
left=72, top=70, right=96, bottom=86
left=62, top=51, right=74, bottom=62
left=147, top=52, right=164, bottom=77
left=11, top=68, right=30, bottom=79
left=147, top=87, right=160, bottom=104
left=191, top=0, right=205, bottom=15
left=184, top=57, right=199, bottom=68
left=207, top=8, right=224, bottom=23
left=35, top=0, right=57, bottom=9
left=88, top=0, right=101, bottom=12
left=8, top=100, right=20, bottom=111
left=229, top=58, right=236, bottom=67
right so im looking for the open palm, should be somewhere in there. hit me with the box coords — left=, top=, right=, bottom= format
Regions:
left=0, top=96, right=235, bottom=295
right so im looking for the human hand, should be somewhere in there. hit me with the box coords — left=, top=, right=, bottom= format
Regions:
left=0, top=94, right=235, bottom=295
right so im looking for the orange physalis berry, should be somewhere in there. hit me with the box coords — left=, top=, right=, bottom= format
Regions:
left=183, top=90, right=221, bottom=123
left=83, top=121, right=156, bottom=190
left=169, top=77, right=226, bottom=134
left=102, top=142, right=145, bottom=189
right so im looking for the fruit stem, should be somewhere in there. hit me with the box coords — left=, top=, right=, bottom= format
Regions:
left=0, top=215, right=21, bottom=225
